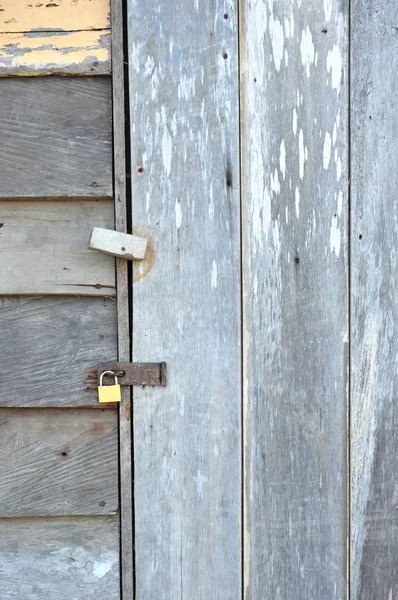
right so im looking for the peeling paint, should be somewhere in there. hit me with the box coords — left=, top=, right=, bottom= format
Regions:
left=0, top=0, right=110, bottom=33
left=292, top=108, right=297, bottom=136
left=300, top=26, right=315, bottom=78
left=0, top=30, right=110, bottom=75
left=298, top=129, right=305, bottom=179
left=295, top=187, right=300, bottom=218
left=279, top=139, right=286, bottom=180
left=330, top=213, right=341, bottom=257
left=327, top=43, right=342, bottom=92
left=268, top=2, right=284, bottom=73
left=323, top=131, right=332, bottom=170
left=211, top=260, right=218, bottom=288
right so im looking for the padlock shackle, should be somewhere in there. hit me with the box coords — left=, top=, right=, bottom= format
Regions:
left=100, top=370, right=119, bottom=386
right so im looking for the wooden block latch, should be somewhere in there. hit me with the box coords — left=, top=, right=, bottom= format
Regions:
left=89, top=227, right=148, bottom=261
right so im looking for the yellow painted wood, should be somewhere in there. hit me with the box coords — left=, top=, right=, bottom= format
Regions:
left=0, top=0, right=110, bottom=33
left=0, top=0, right=110, bottom=75
left=0, top=30, right=110, bottom=75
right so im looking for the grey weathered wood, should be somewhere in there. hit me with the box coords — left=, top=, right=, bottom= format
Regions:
left=0, top=77, right=112, bottom=198
left=128, top=2, right=241, bottom=597
left=0, top=408, right=118, bottom=516
left=112, top=0, right=134, bottom=596
left=0, top=515, right=119, bottom=599
left=240, top=1, right=348, bottom=597
left=0, top=296, right=117, bottom=407
left=0, top=200, right=116, bottom=296
left=351, top=3, right=398, bottom=598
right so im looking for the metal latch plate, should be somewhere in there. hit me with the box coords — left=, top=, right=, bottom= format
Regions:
left=96, top=362, right=167, bottom=387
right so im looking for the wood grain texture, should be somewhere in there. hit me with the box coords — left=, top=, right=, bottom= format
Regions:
left=351, top=2, right=398, bottom=598
left=0, top=296, right=117, bottom=407
left=0, top=408, right=118, bottom=517
left=112, top=0, right=134, bottom=595
left=0, top=516, right=119, bottom=599
left=0, top=30, right=111, bottom=76
left=240, top=1, right=348, bottom=597
left=128, top=1, right=241, bottom=597
left=0, top=77, right=112, bottom=198
left=0, top=0, right=110, bottom=33
left=0, top=200, right=116, bottom=296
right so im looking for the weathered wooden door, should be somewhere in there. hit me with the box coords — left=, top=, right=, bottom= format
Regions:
left=126, top=0, right=397, bottom=598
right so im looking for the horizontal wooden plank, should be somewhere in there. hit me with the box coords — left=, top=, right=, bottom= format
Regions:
left=0, top=0, right=110, bottom=33
left=0, top=30, right=111, bottom=76
left=0, top=515, right=119, bottom=599
left=0, top=297, right=117, bottom=407
left=0, top=77, right=112, bottom=198
left=0, top=200, right=116, bottom=296
left=0, top=408, right=118, bottom=517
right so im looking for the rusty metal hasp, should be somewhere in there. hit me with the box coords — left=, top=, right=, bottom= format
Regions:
left=97, top=362, right=167, bottom=387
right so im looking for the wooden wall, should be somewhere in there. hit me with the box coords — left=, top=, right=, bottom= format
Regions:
left=0, top=1, right=120, bottom=598
left=1, top=0, right=397, bottom=597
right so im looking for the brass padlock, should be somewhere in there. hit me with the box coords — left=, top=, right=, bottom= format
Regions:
left=98, top=370, right=121, bottom=403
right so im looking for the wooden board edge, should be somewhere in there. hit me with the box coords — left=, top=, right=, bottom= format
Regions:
left=112, top=0, right=134, bottom=597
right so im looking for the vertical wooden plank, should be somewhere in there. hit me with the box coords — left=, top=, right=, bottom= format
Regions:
left=240, top=1, right=348, bottom=597
left=111, top=0, right=134, bottom=596
left=127, top=2, right=241, bottom=598
left=351, top=3, right=398, bottom=598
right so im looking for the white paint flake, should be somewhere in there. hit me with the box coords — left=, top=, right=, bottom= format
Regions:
left=162, top=124, right=172, bottom=176
left=269, top=3, right=284, bottom=72
left=324, top=0, right=333, bottom=21
left=195, top=470, right=205, bottom=499
left=208, top=180, right=214, bottom=221
left=253, top=272, right=258, bottom=299
left=336, top=155, right=342, bottom=181
left=211, top=260, right=218, bottom=288
left=279, top=139, right=286, bottom=179
left=327, top=44, right=342, bottom=91
left=337, top=190, right=343, bottom=216
left=330, top=213, right=341, bottom=257
left=284, top=17, right=290, bottom=38
left=178, top=73, right=196, bottom=101
left=284, top=48, right=289, bottom=66
left=323, top=132, right=332, bottom=170
left=93, top=561, right=113, bottom=579
left=299, top=129, right=305, bottom=179
left=270, top=168, right=280, bottom=194
left=295, top=187, right=300, bottom=218
left=92, top=553, right=118, bottom=579
left=300, top=26, right=315, bottom=78
left=175, top=199, right=182, bottom=228
left=292, top=108, right=298, bottom=136
left=332, top=122, right=337, bottom=145
left=290, top=10, right=295, bottom=38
